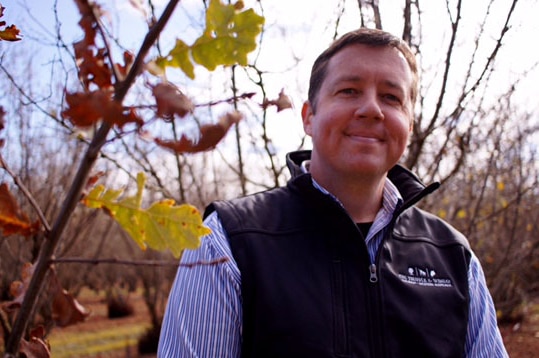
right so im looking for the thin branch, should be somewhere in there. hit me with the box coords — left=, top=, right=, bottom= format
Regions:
left=52, top=256, right=229, bottom=268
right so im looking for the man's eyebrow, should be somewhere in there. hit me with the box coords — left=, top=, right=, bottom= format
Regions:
left=333, top=75, right=362, bottom=83
left=332, top=76, right=407, bottom=94
left=382, top=80, right=407, bottom=96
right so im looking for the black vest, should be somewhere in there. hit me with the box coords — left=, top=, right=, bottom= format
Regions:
left=207, top=168, right=471, bottom=358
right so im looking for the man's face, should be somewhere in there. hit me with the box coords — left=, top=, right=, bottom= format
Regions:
left=302, top=44, right=414, bottom=181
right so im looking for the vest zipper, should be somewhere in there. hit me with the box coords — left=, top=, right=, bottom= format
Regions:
left=369, top=263, right=378, bottom=283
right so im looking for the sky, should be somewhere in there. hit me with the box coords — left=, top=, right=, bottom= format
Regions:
left=2, top=0, right=538, bottom=164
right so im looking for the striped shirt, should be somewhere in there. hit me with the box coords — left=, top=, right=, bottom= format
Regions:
left=158, top=178, right=508, bottom=357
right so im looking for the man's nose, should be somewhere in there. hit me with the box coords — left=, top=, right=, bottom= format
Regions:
left=353, top=90, right=384, bottom=120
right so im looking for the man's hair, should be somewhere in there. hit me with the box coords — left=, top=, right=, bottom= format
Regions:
left=307, top=28, right=419, bottom=112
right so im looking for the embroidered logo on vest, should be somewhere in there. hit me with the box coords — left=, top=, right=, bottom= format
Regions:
left=398, top=266, right=453, bottom=288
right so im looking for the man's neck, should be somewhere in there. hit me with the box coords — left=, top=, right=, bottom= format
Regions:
left=311, top=170, right=386, bottom=223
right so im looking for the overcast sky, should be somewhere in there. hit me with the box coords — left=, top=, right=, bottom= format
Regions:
left=3, top=0, right=538, bottom=155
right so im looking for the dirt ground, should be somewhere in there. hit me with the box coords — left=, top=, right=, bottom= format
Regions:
left=499, top=297, right=539, bottom=358
left=38, top=292, right=539, bottom=357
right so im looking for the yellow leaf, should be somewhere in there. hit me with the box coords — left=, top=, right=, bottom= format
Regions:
left=437, top=209, right=447, bottom=219
left=192, top=0, right=264, bottom=69
left=497, top=181, right=505, bottom=191
left=82, top=173, right=210, bottom=257
left=153, top=0, right=264, bottom=78
left=155, top=39, right=195, bottom=79
left=456, top=209, right=467, bottom=219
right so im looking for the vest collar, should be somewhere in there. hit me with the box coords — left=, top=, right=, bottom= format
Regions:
left=285, top=150, right=440, bottom=208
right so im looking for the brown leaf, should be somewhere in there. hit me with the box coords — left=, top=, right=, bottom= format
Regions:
left=19, top=325, right=50, bottom=358
left=0, top=6, right=23, bottom=42
left=62, top=90, right=143, bottom=128
left=49, top=269, right=90, bottom=327
left=86, top=171, right=105, bottom=189
left=152, top=83, right=194, bottom=119
left=0, top=24, right=22, bottom=42
left=261, top=88, right=293, bottom=112
left=72, top=1, right=114, bottom=90
left=62, top=91, right=109, bottom=127
left=76, top=46, right=113, bottom=89
left=155, top=111, right=243, bottom=153
left=74, top=0, right=98, bottom=46
left=0, top=183, right=40, bottom=237
left=4, top=262, right=35, bottom=311
left=113, top=51, right=135, bottom=81
left=19, top=336, right=51, bottom=358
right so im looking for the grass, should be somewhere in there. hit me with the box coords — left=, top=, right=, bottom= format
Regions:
left=48, top=322, right=150, bottom=358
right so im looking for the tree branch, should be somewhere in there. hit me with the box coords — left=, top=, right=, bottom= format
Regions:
left=4, top=0, right=181, bottom=355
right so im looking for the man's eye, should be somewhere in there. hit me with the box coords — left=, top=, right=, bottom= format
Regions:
left=338, top=88, right=357, bottom=94
left=383, top=94, right=401, bottom=103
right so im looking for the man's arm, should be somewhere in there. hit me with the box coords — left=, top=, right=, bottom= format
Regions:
left=158, top=211, right=242, bottom=357
left=465, top=253, right=508, bottom=357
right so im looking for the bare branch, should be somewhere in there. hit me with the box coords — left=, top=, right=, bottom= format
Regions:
left=52, top=256, right=229, bottom=268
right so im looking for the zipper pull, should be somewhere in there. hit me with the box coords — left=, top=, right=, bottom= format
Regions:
left=369, top=264, right=378, bottom=283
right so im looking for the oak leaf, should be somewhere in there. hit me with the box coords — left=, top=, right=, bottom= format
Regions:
left=72, top=1, right=118, bottom=90
left=81, top=172, right=210, bottom=258
left=154, top=0, right=264, bottom=79
left=155, top=39, right=195, bottom=79
left=49, top=268, right=90, bottom=327
left=262, top=88, right=293, bottom=112
left=0, top=183, right=40, bottom=237
left=0, top=24, right=21, bottom=41
left=19, top=326, right=51, bottom=358
left=62, top=90, right=143, bottom=128
left=155, top=111, right=242, bottom=153
left=4, top=262, right=34, bottom=311
left=191, top=0, right=265, bottom=70
left=113, top=51, right=135, bottom=81
left=152, top=82, right=194, bottom=119
left=0, top=5, right=22, bottom=42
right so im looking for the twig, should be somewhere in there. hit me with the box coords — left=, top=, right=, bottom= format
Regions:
left=51, top=256, right=229, bottom=268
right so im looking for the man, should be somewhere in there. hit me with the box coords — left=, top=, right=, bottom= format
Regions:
left=158, top=28, right=508, bottom=357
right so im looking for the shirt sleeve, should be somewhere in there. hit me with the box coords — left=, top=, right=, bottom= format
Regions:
left=465, top=253, right=509, bottom=358
left=158, top=211, right=242, bottom=358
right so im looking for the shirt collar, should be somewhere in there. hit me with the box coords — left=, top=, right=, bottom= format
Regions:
left=300, top=159, right=404, bottom=215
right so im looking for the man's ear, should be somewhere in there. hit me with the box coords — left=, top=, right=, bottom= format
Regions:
left=302, top=101, right=314, bottom=136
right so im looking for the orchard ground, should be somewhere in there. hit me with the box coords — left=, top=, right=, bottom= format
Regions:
left=3, top=289, right=539, bottom=357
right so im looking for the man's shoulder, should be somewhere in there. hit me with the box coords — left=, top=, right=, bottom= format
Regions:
left=395, top=206, right=471, bottom=250
left=205, top=179, right=318, bottom=235
left=212, top=186, right=291, bottom=213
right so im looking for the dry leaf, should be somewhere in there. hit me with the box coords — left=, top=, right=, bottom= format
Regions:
left=155, top=111, right=243, bottom=153
left=19, top=327, right=51, bottom=358
left=261, top=88, right=293, bottom=112
left=153, top=83, right=194, bottom=119
left=5, top=262, right=35, bottom=311
left=49, top=268, right=90, bottom=327
left=62, top=90, right=143, bottom=128
left=0, top=184, right=40, bottom=237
